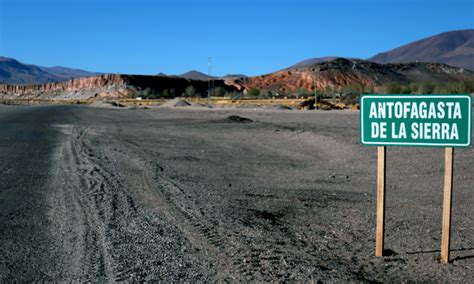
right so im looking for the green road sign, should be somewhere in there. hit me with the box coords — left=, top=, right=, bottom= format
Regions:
left=360, top=94, right=472, bottom=147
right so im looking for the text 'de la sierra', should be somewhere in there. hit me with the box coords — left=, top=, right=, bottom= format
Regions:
left=360, top=94, right=472, bottom=147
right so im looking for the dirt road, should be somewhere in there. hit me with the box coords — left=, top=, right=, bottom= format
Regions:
left=0, top=105, right=472, bottom=281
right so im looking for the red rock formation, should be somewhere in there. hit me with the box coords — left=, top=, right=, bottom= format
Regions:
left=0, top=74, right=128, bottom=99
left=234, top=58, right=474, bottom=93
left=0, top=74, right=236, bottom=99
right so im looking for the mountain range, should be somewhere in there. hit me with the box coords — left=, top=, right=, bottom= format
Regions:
left=2, top=58, right=472, bottom=101
left=0, top=29, right=472, bottom=92
left=368, top=29, right=473, bottom=70
left=178, top=70, right=247, bottom=81
left=289, top=30, right=473, bottom=71
left=0, top=57, right=99, bottom=85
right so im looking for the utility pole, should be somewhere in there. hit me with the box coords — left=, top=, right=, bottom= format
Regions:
left=314, top=72, right=318, bottom=110
left=208, top=57, right=212, bottom=98
left=314, top=85, right=318, bottom=110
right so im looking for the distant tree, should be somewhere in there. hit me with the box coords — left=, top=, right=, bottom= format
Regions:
left=293, top=87, right=309, bottom=97
left=453, top=82, right=464, bottom=93
left=323, top=85, right=335, bottom=96
left=212, top=86, right=227, bottom=97
left=128, top=92, right=138, bottom=99
left=184, top=85, right=196, bottom=97
left=162, top=89, right=172, bottom=98
left=383, top=82, right=402, bottom=94
left=142, top=88, right=152, bottom=98
left=341, top=83, right=364, bottom=95
left=247, top=88, right=260, bottom=97
left=258, top=89, right=272, bottom=98
left=434, top=83, right=447, bottom=94
left=420, top=82, right=435, bottom=94
left=400, top=85, right=412, bottom=94
left=464, top=81, right=474, bottom=93
left=230, top=91, right=243, bottom=99
left=409, top=82, right=420, bottom=94
left=363, top=85, right=375, bottom=94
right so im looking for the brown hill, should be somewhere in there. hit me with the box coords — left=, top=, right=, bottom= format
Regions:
left=0, top=56, right=98, bottom=84
left=289, top=56, right=361, bottom=69
left=0, top=57, right=61, bottom=84
left=234, top=58, right=474, bottom=93
left=179, top=70, right=216, bottom=81
left=368, top=30, right=474, bottom=70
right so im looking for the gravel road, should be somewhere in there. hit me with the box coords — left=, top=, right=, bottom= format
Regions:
left=0, top=105, right=472, bottom=281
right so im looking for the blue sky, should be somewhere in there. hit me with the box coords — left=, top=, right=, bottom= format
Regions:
left=0, top=0, right=473, bottom=76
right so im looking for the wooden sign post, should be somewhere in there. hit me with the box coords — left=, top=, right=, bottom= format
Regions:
left=440, top=147, right=454, bottom=263
left=376, top=146, right=386, bottom=257
left=360, top=94, right=472, bottom=263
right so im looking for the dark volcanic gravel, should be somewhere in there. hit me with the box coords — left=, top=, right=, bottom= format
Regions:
left=0, top=105, right=472, bottom=281
left=225, top=115, right=254, bottom=123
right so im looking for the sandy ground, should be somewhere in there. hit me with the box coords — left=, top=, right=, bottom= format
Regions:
left=0, top=105, right=472, bottom=281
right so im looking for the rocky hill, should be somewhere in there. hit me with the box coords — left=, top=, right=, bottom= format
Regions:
left=179, top=70, right=215, bottom=81
left=233, top=58, right=474, bottom=93
left=0, top=74, right=235, bottom=100
left=369, top=29, right=474, bottom=70
left=289, top=56, right=360, bottom=69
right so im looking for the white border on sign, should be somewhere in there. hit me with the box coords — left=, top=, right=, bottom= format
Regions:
left=361, top=95, right=472, bottom=147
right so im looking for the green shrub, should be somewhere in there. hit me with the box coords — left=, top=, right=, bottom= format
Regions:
left=183, top=85, right=196, bottom=97
left=211, top=86, right=227, bottom=97
left=247, top=88, right=260, bottom=97
left=420, top=82, right=435, bottom=94
left=383, top=82, right=402, bottom=94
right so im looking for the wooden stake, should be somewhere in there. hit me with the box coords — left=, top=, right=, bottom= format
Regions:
left=440, top=147, right=454, bottom=264
left=376, top=146, right=386, bottom=257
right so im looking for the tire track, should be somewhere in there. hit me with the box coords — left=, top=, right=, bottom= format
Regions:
left=51, top=122, right=212, bottom=281
left=48, top=125, right=115, bottom=281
